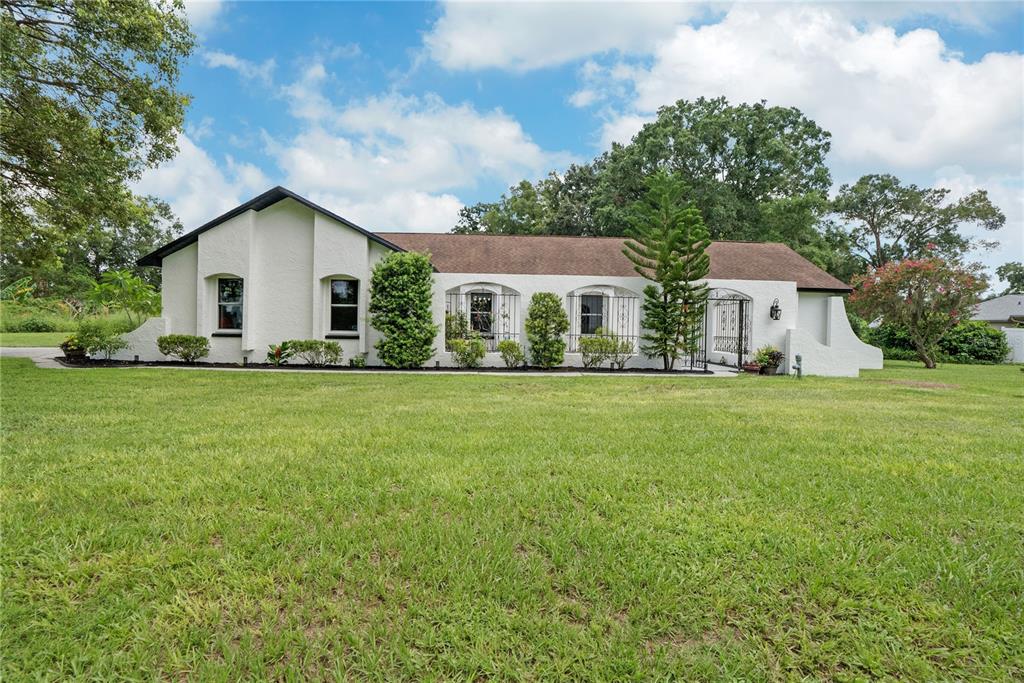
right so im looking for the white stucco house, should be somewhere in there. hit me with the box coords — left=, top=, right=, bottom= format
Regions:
left=120, top=187, right=881, bottom=376
left=972, top=294, right=1024, bottom=362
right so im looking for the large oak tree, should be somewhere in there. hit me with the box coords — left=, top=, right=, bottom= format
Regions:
left=1, top=0, right=193, bottom=288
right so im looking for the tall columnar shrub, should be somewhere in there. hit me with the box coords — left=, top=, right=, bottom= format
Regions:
left=850, top=257, right=985, bottom=368
left=623, top=170, right=711, bottom=369
left=369, top=252, right=439, bottom=368
left=525, top=292, right=569, bottom=368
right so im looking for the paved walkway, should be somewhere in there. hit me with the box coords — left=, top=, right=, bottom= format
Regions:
left=0, top=347, right=738, bottom=378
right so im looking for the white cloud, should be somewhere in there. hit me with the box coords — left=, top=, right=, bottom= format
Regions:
left=134, top=134, right=271, bottom=228
left=201, top=50, right=276, bottom=85
left=185, top=115, right=214, bottom=141
left=183, top=0, right=225, bottom=33
left=424, top=2, right=700, bottom=71
left=266, top=68, right=573, bottom=230
left=594, top=6, right=1022, bottom=175
left=932, top=167, right=1024, bottom=288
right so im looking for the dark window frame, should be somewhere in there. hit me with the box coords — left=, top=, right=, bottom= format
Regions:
left=217, top=278, right=243, bottom=331
left=579, top=294, right=604, bottom=335
left=329, top=278, right=359, bottom=336
left=469, top=291, right=494, bottom=337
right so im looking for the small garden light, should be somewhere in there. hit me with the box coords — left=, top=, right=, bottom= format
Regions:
left=769, top=298, right=782, bottom=320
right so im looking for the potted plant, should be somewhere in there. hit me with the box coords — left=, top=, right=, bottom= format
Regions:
left=60, top=334, right=87, bottom=363
left=741, top=359, right=761, bottom=373
left=754, top=345, right=784, bottom=375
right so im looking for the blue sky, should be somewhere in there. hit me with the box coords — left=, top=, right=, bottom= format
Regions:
left=140, top=1, right=1024, bottom=283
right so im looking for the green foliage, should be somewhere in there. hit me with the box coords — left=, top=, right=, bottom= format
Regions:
left=350, top=353, right=367, bottom=368
left=995, top=262, right=1024, bottom=295
left=497, top=339, right=526, bottom=368
left=157, top=334, right=209, bottom=363
left=623, top=171, right=711, bottom=370
left=285, top=340, right=341, bottom=367
left=266, top=342, right=295, bottom=367
left=452, top=97, right=832, bottom=257
left=449, top=334, right=486, bottom=368
left=525, top=292, right=569, bottom=368
left=444, top=310, right=469, bottom=350
left=76, top=319, right=127, bottom=360
left=0, top=277, right=35, bottom=302
left=938, top=321, right=1010, bottom=364
left=866, top=322, right=915, bottom=351
left=369, top=252, right=438, bottom=368
left=846, top=311, right=870, bottom=340
left=832, top=174, right=1005, bottom=269
left=754, top=345, right=784, bottom=371
left=851, top=258, right=986, bottom=368
left=579, top=328, right=635, bottom=369
left=1, top=0, right=193, bottom=288
left=88, top=270, right=159, bottom=328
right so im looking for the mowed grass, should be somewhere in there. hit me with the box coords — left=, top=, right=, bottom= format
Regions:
left=1, top=359, right=1022, bottom=681
left=0, top=331, right=65, bottom=347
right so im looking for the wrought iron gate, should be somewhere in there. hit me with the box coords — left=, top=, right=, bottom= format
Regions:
left=676, top=290, right=753, bottom=372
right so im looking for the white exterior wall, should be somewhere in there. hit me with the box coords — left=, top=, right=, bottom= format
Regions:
left=786, top=294, right=883, bottom=377
left=122, top=201, right=880, bottom=376
left=1003, top=328, right=1024, bottom=363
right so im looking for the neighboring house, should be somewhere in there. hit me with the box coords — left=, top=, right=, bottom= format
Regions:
left=972, top=294, right=1024, bottom=362
left=119, top=187, right=881, bottom=376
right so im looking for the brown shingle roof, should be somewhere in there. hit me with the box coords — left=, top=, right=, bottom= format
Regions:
left=377, top=233, right=852, bottom=292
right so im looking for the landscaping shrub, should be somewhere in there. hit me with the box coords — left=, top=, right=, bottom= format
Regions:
left=350, top=353, right=367, bottom=368
left=449, top=334, right=486, bottom=368
left=525, top=292, right=568, bottom=368
left=369, top=252, right=438, bottom=368
left=497, top=339, right=526, bottom=369
left=285, top=340, right=341, bottom=366
left=870, top=320, right=1010, bottom=364
left=444, top=311, right=469, bottom=351
left=157, top=335, right=209, bottom=363
left=266, top=341, right=295, bottom=366
left=579, top=330, right=616, bottom=368
left=607, top=334, right=635, bottom=370
left=938, top=321, right=1009, bottom=364
left=76, top=320, right=128, bottom=359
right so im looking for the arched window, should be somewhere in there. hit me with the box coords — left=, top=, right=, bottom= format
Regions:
left=328, top=277, right=359, bottom=334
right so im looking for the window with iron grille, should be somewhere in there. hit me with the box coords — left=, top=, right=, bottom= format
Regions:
left=469, top=292, right=493, bottom=336
left=580, top=294, right=604, bottom=334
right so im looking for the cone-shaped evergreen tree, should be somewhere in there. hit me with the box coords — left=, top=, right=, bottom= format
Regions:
left=623, top=171, right=711, bottom=369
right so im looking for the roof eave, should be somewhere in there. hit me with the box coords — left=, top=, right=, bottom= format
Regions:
left=137, top=186, right=406, bottom=267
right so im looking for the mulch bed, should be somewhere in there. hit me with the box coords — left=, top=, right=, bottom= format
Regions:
left=55, top=357, right=720, bottom=375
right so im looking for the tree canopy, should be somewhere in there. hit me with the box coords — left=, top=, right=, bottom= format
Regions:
left=0, top=0, right=193, bottom=293
left=994, top=262, right=1024, bottom=295
left=455, top=98, right=832, bottom=245
left=830, top=174, right=1005, bottom=269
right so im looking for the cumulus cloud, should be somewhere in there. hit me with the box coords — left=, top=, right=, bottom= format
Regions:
left=183, top=0, right=225, bottom=33
left=201, top=50, right=276, bottom=85
left=134, top=134, right=271, bottom=228
left=424, top=2, right=700, bottom=71
left=265, top=68, right=573, bottom=230
left=592, top=6, right=1022, bottom=176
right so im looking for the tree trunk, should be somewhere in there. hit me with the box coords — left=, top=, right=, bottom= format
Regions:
left=914, top=342, right=936, bottom=369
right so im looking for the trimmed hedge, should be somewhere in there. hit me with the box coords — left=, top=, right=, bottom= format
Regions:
left=157, top=335, right=209, bottom=363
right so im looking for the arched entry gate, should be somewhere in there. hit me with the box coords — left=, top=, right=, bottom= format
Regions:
left=678, top=288, right=753, bottom=372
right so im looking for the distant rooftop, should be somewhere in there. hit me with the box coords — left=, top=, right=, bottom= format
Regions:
left=973, top=294, right=1024, bottom=322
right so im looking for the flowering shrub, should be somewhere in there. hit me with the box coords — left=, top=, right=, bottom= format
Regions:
left=850, top=258, right=985, bottom=368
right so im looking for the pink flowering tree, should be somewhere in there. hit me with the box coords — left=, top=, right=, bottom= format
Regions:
left=850, top=257, right=986, bottom=368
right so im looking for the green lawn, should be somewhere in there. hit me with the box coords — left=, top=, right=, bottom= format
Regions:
left=0, top=331, right=66, bottom=347
left=2, top=359, right=1021, bottom=680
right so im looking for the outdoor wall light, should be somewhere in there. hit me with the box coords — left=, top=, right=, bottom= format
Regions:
left=769, top=298, right=782, bottom=321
